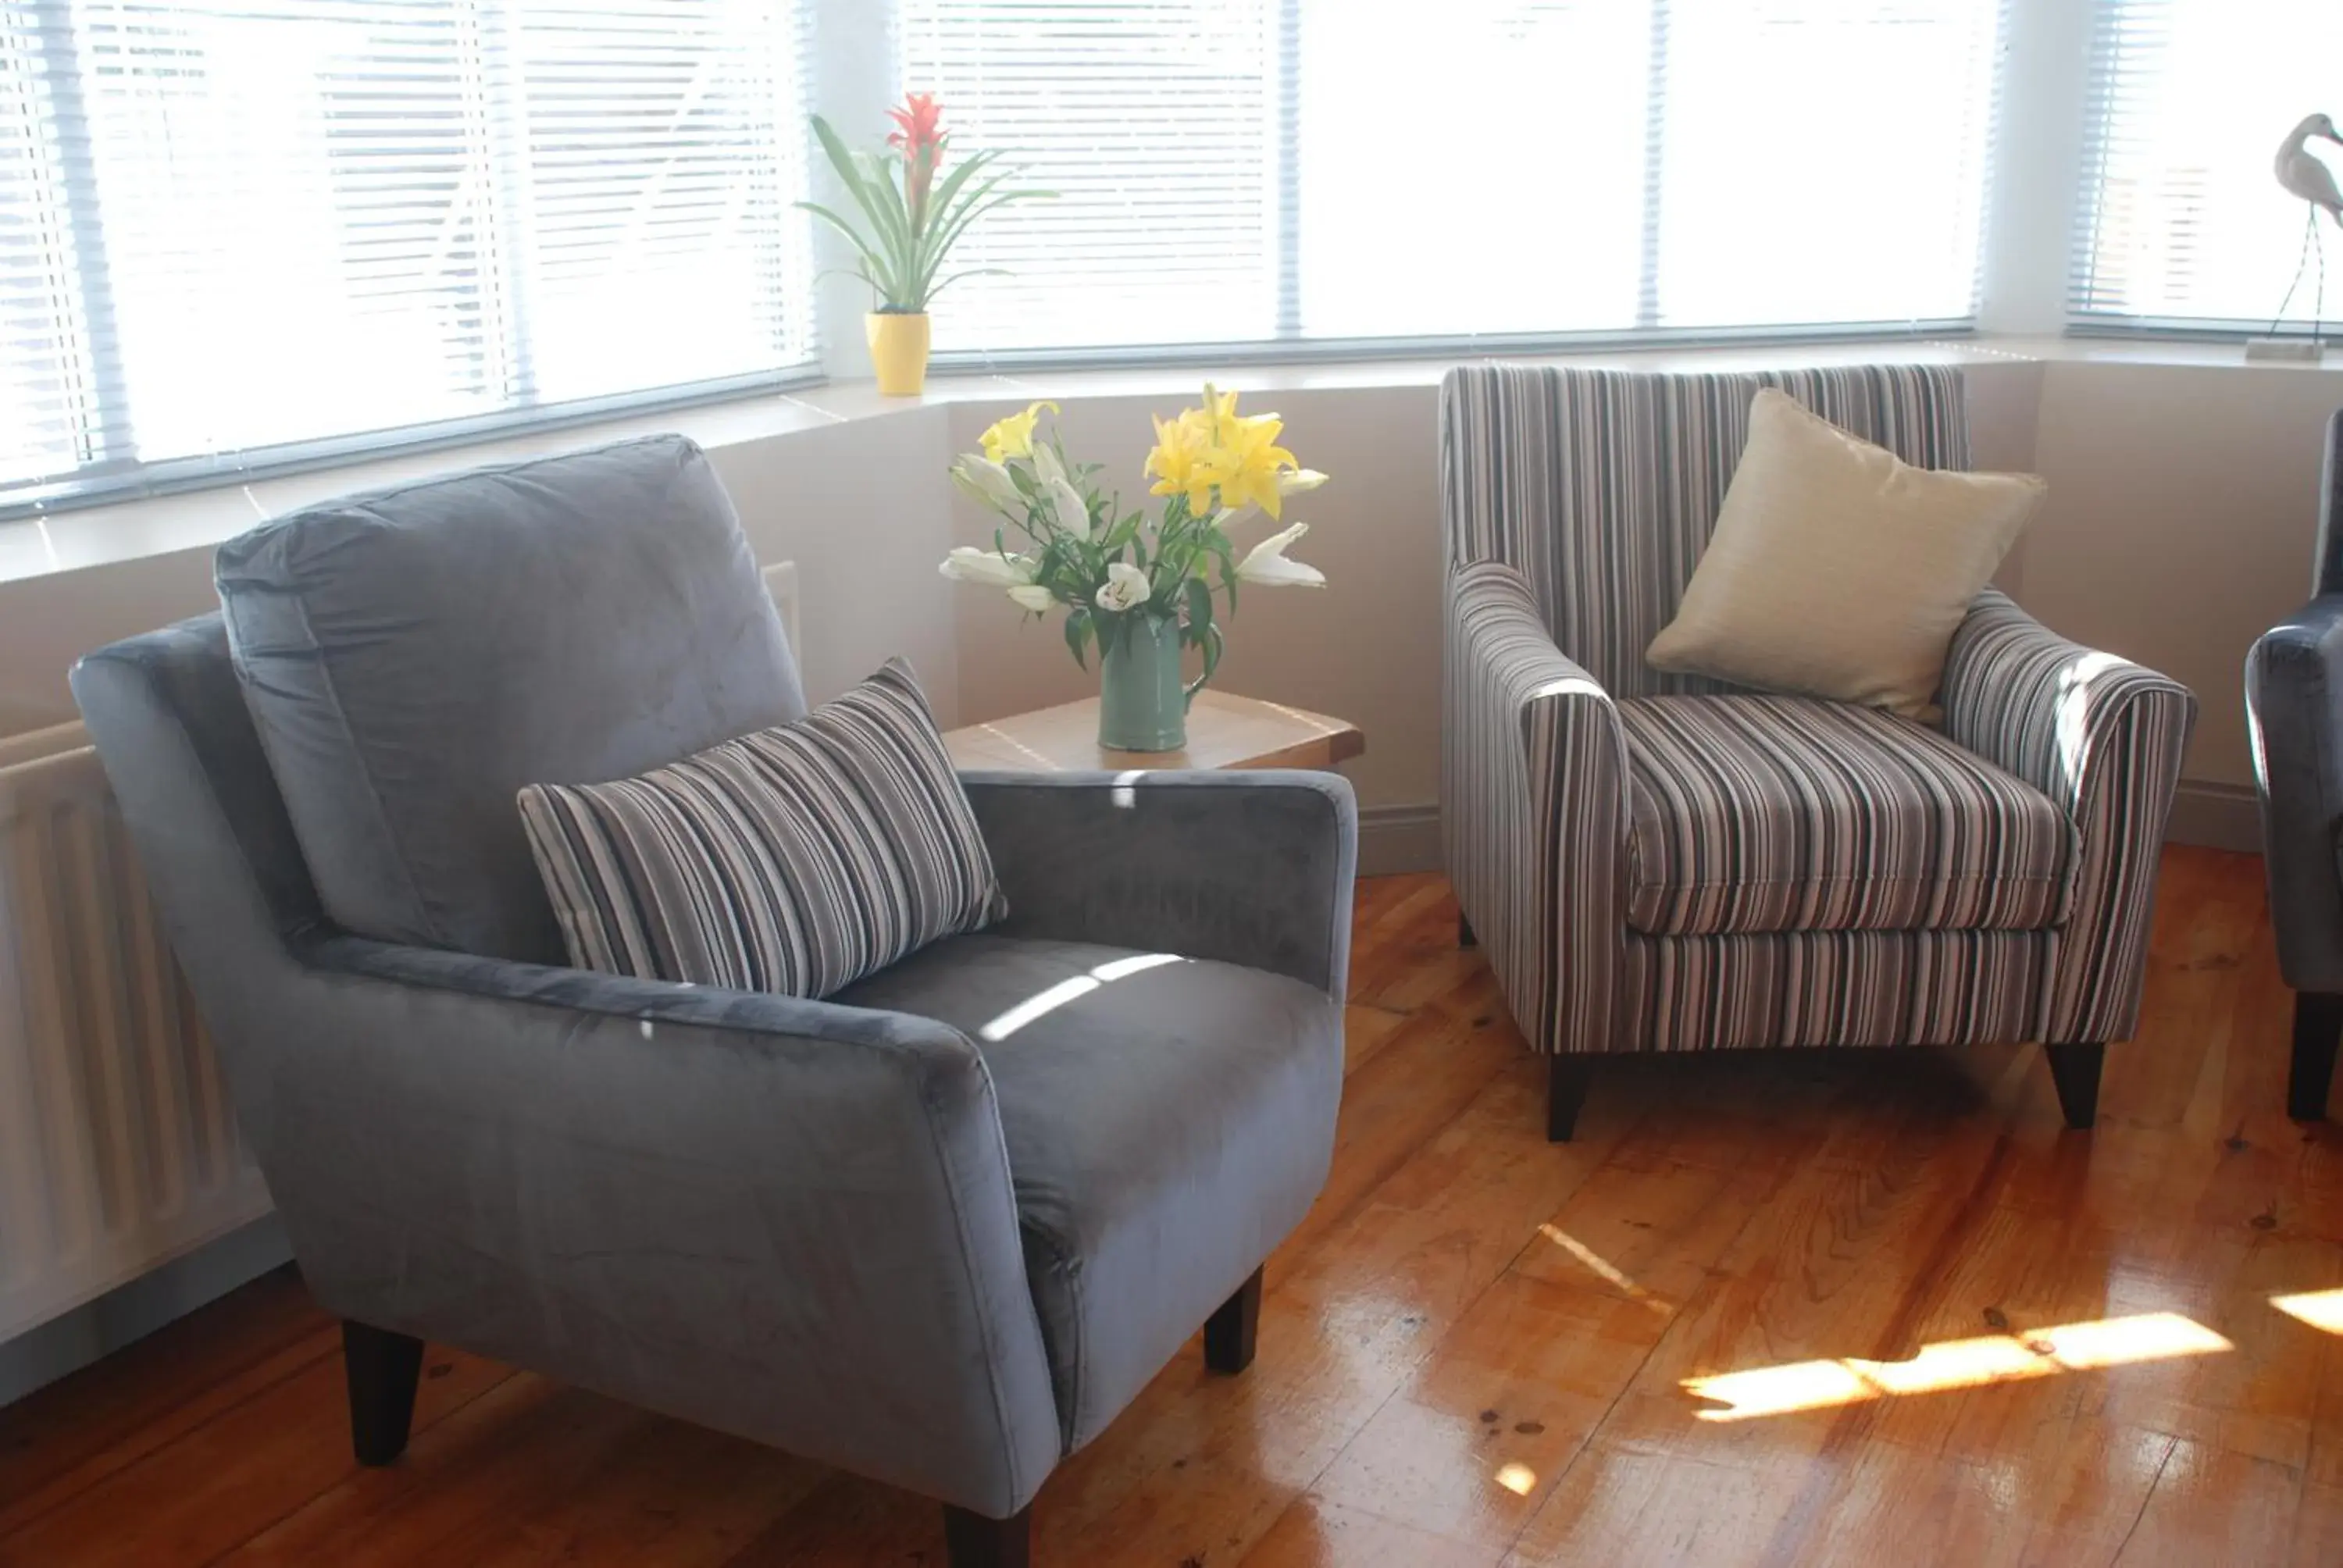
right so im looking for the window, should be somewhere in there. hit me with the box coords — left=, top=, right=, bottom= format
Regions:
left=897, top=0, right=2004, bottom=361
left=2072, top=1, right=2343, bottom=333
left=0, top=0, right=814, bottom=518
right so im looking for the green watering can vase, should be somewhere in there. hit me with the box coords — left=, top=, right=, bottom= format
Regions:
left=1097, top=614, right=1207, bottom=752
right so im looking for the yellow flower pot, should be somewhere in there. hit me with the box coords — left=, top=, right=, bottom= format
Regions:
left=866, top=311, right=932, bottom=397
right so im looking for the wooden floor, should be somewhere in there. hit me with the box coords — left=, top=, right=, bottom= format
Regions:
left=6, top=846, right=2342, bottom=1566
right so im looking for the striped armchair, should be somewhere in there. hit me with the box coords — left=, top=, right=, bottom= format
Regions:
left=1440, top=364, right=2196, bottom=1141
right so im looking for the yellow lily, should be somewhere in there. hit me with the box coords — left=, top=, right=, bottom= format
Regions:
left=1197, top=411, right=1299, bottom=519
left=1144, top=411, right=1219, bottom=515
left=979, top=400, right=1058, bottom=464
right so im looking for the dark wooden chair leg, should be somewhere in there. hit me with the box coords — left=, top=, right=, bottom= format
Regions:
left=342, top=1320, right=425, bottom=1466
left=1548, top=1056, right=1593, bottom=1143
left=2290, top=992, right=2343, bottom=1121
left=2044, top=1042, right=2106, bottom=1130
left=1204, top=1265, right=1264, bottom=1374
left=943, top=1502, right=1032, bottom=1568
left=1458, top=912, right=1478, bottom=949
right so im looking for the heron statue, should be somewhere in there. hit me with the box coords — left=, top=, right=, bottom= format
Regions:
left=2270, top=112, right=2343, bottom=347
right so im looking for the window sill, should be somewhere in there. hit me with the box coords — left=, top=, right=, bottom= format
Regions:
left=3, top=331, right=2333, bottom=590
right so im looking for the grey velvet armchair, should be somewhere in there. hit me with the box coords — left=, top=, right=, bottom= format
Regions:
left=2248, top=408, right=2343, bottom=1121
left=69, top=437, right=1355, bottom=1568
left=1442, top=364, right=2196, bottom=1141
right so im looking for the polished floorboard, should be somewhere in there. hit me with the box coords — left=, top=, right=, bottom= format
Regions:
left=5, top=847, right=2341, bottom=1566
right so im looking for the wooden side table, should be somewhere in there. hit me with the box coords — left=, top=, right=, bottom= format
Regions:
left=943, top=690, right=1364, bottom=774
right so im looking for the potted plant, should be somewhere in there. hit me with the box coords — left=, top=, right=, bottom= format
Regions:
left=938, top=388, right=1328, bottom=751
left=801, top=95, right=1048, bottom=397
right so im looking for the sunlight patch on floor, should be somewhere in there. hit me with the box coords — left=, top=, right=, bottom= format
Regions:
left=1538, top=1224, right=1668, bottom=1313
left=1682, top=1311, right=2231, bottom=1422
left=1494, top=1462, right=1538, bottom=1495
left=2272, top=1288, right=2343, bottom=1333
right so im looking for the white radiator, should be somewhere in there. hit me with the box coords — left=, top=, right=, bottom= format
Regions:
left=0, top=723, right=271, bottom=1345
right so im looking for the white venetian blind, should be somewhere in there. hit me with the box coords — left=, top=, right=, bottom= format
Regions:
left=2073, top=0, right=2343, bottom=332
left=0, top=0, right=814, bottom=519
left=898, top=0, right=2003, bottom=360
left=896, top=0, right=1281, bottom=358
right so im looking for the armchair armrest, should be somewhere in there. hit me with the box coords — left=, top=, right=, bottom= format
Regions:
left=2247, top=593, right=2343, bottom=992
left=283, top=935, right=1062, bottom=1519
left=1942, top=589, right=2196, bottom=1042
left=958, top=768, right=1356, bottom=999
left=1441, top=561, right=1631, bottom=1056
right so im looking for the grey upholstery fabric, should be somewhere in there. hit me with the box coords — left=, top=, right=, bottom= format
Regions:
left=836, top=934, right=1343, bottom=1449
left=73, top=606, right=1353, bottom=1520
left=2251, top=596, right=2343, bottom=992
left=72, top=618, right=1060, bottom=1516
left=2250, top=408, right=2343, bottom=994
left=84, top=441, right=1355, bottom=1523
left=216, top=435, right=804, bottom=961
left=961, top=768, right=1357, bottom=998
left=1441, top=364, right=2194, bottom=1059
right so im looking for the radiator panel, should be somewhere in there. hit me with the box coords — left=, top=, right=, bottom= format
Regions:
left=0, top=729, right=271, bottom=1344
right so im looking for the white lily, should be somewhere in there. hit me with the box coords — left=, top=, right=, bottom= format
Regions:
left=1032, top=441, right=1068, bottom=488
left=1094, top=561, right=1152, bottom=613
left=1235, top=521, right=1325, bottom=588
left=1047, top=476, right=1092, bottom=536
left=1007, top=583, right=1056, bottom=612
left=939, top=547, right=1036, bottom=590
left=950, top=454, right=1024, bottom=513
left=1278, top=468, right=1329, bottom=498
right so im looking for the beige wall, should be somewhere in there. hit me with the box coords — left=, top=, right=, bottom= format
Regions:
left=1, top=348, right=2332, bottom=861
left=2022, top=362, right=2334, bottom=796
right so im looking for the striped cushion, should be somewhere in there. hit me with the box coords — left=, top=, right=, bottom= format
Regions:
left=517, top=658, right=1004, bottom=998
left=1621, top=695, right=2075, bottom=937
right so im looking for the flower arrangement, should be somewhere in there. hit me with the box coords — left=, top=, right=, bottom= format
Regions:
left=799, top=94, right=1049, bottom=395
left=939, top=388, right=1328, bottom=750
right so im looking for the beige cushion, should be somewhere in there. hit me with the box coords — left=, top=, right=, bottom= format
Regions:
left=1646, top=388, right=2045, bottom=719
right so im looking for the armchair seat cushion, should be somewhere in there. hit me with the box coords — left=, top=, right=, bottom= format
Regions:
left=1621, top=695, right=2076, bottom=937
left=832, top=932, right=1342, bottom=1452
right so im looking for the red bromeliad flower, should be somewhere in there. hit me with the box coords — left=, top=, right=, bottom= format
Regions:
left=886, top=92, right=946, bottom=160
left=887, top=93, right=947, bottom=228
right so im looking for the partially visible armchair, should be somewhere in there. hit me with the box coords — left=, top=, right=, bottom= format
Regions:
left=2248, top=408, right=2343, bottom=1120
left=71, top=437, right=1354, bottom=1568
left=1441, top=364, right=2195, bottom=1140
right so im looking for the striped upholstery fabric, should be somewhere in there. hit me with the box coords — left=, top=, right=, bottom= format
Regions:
left=518, top=658, right=1004, bottom=1000
left=1443, top=561, right=1628, bottom=1069
left=1621, top=929, right=2050, bottom=1053
left=1621, top=695, right=2075, bottom=936
left=1439, top=363, right=2195, bottom=1060
left=1942, top=590, right=2196, bottom=1044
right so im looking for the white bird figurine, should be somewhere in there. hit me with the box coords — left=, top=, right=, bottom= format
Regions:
left=2277, top=112, right=2343, bottom=226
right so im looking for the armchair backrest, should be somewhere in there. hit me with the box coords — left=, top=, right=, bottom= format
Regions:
left=212, top=434, right=804, bottom=962
left=1440, top=362, right=1972, bottom=697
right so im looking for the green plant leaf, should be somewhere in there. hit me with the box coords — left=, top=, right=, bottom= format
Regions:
left=1184, top=576, right=1214, bottom=644
left=797, top=202, right=903, bottom=300
left=1064, top=608, right=1089, bottom=671
left=922, top=266, right=1011, bottom=308
left=811, top=118, right=924, bottom=303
